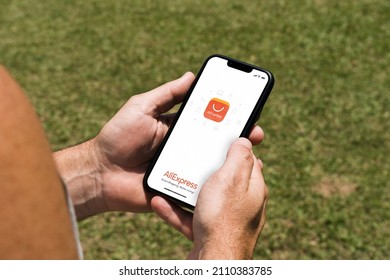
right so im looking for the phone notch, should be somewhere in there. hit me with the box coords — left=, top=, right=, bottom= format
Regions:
left=227, top=60, right=253, bottom=73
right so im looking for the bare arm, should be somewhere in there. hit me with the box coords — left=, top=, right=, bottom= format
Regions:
left=0, top=66, right=79, bottom=259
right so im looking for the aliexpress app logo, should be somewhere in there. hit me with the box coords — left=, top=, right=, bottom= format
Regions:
left=204, top=98, right=230, bottom=122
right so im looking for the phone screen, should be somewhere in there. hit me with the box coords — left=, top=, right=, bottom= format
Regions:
left=144, top=55, right=273, bottom=209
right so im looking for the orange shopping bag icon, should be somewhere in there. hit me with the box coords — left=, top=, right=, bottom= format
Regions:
left=204, top=98, right=230, bottom=122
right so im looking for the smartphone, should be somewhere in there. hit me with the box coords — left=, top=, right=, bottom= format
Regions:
left=143, top=54, right=274, bottom=211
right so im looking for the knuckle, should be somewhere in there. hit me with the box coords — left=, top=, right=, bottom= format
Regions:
left=128, top=94, right=153, bottom=114
left=209, top=172, right=229, bottom=187
left=128, top=94, right=142, bottom=104
left=234, top=144, right=254, bottom=165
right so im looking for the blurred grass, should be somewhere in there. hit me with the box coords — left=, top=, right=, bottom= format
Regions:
left=1, top=0, right=389, bottom=259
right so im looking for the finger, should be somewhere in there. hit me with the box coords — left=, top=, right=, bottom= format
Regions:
left=141, top=72, right=195, bottom=117
left=250, top=155, right=265, bottom=188
left=254, top=164, right=268, bottom=233
left=248, top=125, right=264, bottom=146
left=258, top=158, right=264, bottom=170
left=249, top=155, right=268, bottom=206
left=220, top=138, right=254, bottom=185
left=151, top=196, right=194, bottom=241
left=251, top=154, right=263, bottom=178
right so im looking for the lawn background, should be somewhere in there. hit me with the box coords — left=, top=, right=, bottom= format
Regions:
left=1, top=0, right=389, bottom=259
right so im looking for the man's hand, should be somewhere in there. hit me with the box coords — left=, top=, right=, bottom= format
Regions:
left=151, top=138, right=268, bottom=259
left=55, top=72, right=195, bottom=219
left=55, top=72, right=265, bottom=220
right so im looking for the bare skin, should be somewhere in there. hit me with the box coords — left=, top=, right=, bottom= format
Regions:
left=0, top=66, right=78, bottom=259
left=1, top=67, right=268, bottom=259
left=153, top=138, right=268, bottom=259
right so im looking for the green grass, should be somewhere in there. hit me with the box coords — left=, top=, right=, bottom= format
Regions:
left=1, top=0, right=389, bottom=259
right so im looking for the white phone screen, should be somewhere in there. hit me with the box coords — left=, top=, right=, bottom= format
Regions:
left=146, top=56, right=270, bottom=207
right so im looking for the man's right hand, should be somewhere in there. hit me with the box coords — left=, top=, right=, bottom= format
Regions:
left=152, top=138, right=268, bottom=259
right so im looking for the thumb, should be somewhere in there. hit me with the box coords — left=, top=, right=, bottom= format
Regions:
left=225, top=137, right=254, bottom=170
left=218, top=138, right=254, bottom=187
left=141, top=72, right=195, bottom=116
